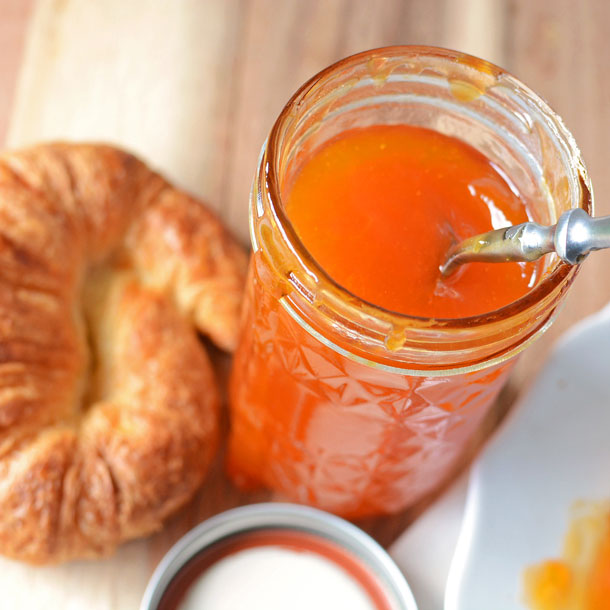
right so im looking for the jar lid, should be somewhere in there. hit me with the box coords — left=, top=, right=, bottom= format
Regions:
left=140, top=503, right=418, bottom=610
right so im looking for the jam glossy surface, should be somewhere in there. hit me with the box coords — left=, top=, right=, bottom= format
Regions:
left=286, top=125, right=537, bottom=318
left=227, top=125, right=533, bottom=517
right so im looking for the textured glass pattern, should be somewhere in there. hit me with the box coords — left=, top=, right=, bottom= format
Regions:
left=228, top=257, right=514, bottom=518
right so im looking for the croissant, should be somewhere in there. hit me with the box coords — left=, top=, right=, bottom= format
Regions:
left=0, top=143, right=247, bottom=563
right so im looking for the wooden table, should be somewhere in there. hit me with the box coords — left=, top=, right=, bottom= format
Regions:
left=1, top=1, right=609, bottom=608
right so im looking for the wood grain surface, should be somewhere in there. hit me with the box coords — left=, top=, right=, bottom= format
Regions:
left=1, top=1, right=609, bottom=608
left=0, top=0, right=32, bottom=143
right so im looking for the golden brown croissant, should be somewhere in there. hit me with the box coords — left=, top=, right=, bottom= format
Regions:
left=0, top=143, right=247, bottom=563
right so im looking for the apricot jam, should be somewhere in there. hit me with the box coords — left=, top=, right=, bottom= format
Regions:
left=285, top=124, right=536, bottom=318
left=524, top=503, right=610, bottom=610
left=227, top=125, right=533, bottom=517
left=226, top=47, right=589, bottom=518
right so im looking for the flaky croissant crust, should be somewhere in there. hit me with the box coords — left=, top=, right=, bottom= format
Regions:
left=0, top=143, right=247, bottom=563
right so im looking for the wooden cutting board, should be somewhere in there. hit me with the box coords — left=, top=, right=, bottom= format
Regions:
left=4, top=3, right=269, bottom=607
left=4, top=1, right=610, bottom=608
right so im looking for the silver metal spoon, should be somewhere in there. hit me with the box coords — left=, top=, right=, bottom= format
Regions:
left=440, top=209, right=610, bottom=277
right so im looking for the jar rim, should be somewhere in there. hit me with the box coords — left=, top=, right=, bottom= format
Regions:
left=264, top=45, right=592, bottom=332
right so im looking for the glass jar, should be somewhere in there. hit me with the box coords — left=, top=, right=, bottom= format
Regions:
left=227, top=46, right=592, bottom=518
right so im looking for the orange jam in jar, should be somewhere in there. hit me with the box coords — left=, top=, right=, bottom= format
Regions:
left=227, top=47, right=591, bottom=518
left=285, top=124, right=536, bottom=319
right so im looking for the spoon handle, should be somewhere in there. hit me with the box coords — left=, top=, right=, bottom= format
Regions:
left=555, top=209, right=610, bottom=264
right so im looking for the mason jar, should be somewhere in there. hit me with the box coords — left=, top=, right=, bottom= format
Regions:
left=227, top=46, right=592, bottom=518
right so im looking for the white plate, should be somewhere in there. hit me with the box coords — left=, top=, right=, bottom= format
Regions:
left=391, top=474, right=468, bottom=610
left=444, top=303, right=610, bottom=609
